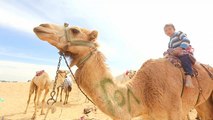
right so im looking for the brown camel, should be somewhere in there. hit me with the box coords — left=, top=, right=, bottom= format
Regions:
left=24, top=70, right=51, bottom=120
left=55, top=70, right=71, bottom=104
left=33, top=23, right=213, bottom=120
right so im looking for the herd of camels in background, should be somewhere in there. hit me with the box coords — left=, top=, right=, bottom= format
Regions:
left=24, top=67, right=136, bottom=120
left=24, top=70, right=72, bottom=119
left=22, top=23, right=213, bottom=120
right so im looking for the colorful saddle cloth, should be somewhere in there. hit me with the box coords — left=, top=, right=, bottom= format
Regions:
left=36, top=70, right=45, bottom=76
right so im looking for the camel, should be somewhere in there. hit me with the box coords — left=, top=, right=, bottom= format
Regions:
left=116, top=70, right=136, bottom=84
left=55, top=70, right=72, bottom=104
left=33, top=23, right=213, bottom=120
left=62, top=76, right=72, bottom=104
left=126, top=70, right=137, bottom=79
left=24, top=70, right=51, bottom=119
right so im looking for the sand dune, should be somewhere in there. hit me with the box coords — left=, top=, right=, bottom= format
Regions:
left=0, top=82, right=197, bottom=120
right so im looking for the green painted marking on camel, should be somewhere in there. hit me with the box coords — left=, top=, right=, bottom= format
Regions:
left=114, top=90, right=125, bottom=106
left=127, top=88, right=140, bottom=112
left=100, top=78, right=115, bottom=115
left=100, top=78, right=141, bottom=114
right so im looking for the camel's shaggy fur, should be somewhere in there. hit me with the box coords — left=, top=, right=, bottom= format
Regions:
left=34, top=23, right=213, bottom=120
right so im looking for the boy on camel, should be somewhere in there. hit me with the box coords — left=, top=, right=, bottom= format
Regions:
left=164, top=24, right=195, bottom=88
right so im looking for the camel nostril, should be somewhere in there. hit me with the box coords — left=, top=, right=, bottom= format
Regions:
left=33, top=27, right=37, bottom=32
left=33, top=27, right=41, bottom=32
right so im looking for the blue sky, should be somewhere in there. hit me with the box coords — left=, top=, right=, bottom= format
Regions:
left=0, top=0, right=213, bottom=81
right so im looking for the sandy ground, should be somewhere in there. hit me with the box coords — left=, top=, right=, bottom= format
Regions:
left=0, top=82, right=197, bottom=120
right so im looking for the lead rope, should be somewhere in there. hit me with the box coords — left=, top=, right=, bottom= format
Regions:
left=200, top=63, right=213, bottom=80
left=195, top=76, right=207, bottom=106
left=44, top=52, right=95, bottom=120
left=44, top=54, right=62, bottom=120
left=60, top=52, right=95, bottom=105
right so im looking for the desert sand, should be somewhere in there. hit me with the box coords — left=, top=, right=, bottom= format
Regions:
left=0, top=82, right=197, bottom=120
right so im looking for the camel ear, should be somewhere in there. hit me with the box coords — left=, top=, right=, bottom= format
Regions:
left=89, top=30, right=98, bottom=41
left=70, top=27, right=80, bottom=34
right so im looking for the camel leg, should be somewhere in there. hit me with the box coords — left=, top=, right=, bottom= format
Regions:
left=24, top=82, right=35, bottom=114
left=66, top=91, right=71, bottom=104
left=36, top=88, right=42, bottom=109
left=66, top=87, right=71, bottom=104
left=32, top=87, right=38, bottom=120
left=60, top=87, right=63, bottom=102
left=32, top=88, right=41, bottom=120
left=56, top=86, right=59, bottom=102
left=65, top=91, right=69, bottom=104
left=33, top=87, right=38, bottom=107
left=41, top=88, right=49, bottom=115
left=63, top=91, right=67, bottom=105
left=66, top=92, right=70, bottom=104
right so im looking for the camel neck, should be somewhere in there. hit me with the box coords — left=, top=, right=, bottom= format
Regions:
left=75, top=51, right=113, bottom=90
left=74, top=51, right=143, bottom=119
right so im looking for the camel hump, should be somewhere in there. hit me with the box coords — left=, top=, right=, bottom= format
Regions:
left=35, top=70, right=45, bottom=76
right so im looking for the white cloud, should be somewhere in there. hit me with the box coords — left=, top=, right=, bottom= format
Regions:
left=0, top=60, right=78, bottom=82
left=0, top=60, right=120, bottom=82
left=0, top=2, right=45, bottom=34
left=0, top=51, right=56, bottom=63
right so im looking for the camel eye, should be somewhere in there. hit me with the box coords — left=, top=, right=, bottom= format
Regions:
left=70, top=28, right=80, bottom=34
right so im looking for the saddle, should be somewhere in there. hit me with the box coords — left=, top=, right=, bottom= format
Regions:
left=166, top=55, right=213, bottom=79
left=166, top=54, right=213, bottom=105
left=166, top=55, right=198, bottom=76
left=36, top=70, right=45, bottom=76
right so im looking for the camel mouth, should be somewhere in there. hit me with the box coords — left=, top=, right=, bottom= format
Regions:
left=63, top=51, right=79, bottom=58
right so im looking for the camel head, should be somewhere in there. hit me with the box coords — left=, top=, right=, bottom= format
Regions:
left=34, top=23, right=98, bottom=67
left=55, top=70, right=69, bottom=85
left=58, top=70, right=69, bottom=77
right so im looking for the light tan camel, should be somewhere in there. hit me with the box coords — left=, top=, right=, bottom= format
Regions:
left=55, top=70, right=71, bottom=104
left=34, top=23, right=213, bottom=120
left=24, top=70, right=51, bottom=120
left=116, top=70, right=136, bottom=84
